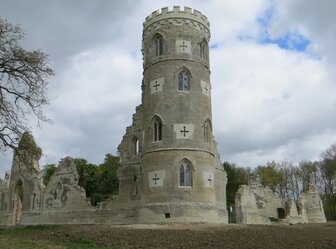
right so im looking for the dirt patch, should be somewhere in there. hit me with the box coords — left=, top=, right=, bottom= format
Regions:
left=28, top=222, right=336, bottom=249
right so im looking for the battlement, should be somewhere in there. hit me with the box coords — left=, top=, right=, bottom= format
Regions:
left=143, top=6, right=210, bottom=31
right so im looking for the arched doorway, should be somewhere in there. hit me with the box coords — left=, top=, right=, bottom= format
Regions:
left=14, top=180, right=24, bottom=225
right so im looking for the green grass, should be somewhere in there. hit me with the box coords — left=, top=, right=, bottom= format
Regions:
left=0, top=225, right=118, bottom=249
left=268, top=217, right=280, bottom=222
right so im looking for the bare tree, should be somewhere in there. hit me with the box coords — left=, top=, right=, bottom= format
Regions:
left=298, top=160, right=318, bottom=192
left=319, top=144, right=336, bottom=220
left=277, top=161, right=295, bottom=199
left=320, top=144, right=336, bottom=196
left=0, top=19, right=53, bottom=151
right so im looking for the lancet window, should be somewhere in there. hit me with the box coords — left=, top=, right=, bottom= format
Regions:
left=180, top=160, right=193, bottom=187
left=178, top=71, right=190, bottom=91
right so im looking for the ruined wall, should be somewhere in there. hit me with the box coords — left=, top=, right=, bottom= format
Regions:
left=38, top=157, right=94, bottom=223
left=0, top=172, right=11, bottom=225
left=235, top=185, right=271, bottom=224
left=235, top=178, right=282, bottom=225
left=298, top=185, right=326, bottom=223
left=0, top=133, right=139, bottom=226
left=283, top=199, right=307, bottom=224
left=0, top=132, right=45, bottom=225
left=235, top=180, right=327, bottom=225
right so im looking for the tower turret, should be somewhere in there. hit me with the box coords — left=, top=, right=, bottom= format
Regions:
left=118, top=6, right=228, bottom=223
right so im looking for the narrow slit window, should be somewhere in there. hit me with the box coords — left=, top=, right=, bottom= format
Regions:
left=180, top=164, right=185, bottom=186
left=153, top=118, right=163, bottom=142
left=156, top=36, right=163, bottom=56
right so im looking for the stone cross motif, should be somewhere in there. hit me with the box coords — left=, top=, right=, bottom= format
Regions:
left=180, top=41, right=188, bottom=51
left=201, top=80, right=210, bottom=97
left=208, top=175, right=213, bottom=186
left=153, top=81, right=160, bottom=91
left=204, top=84, right=209, bottom=94
left=180, top=126, right=189, bottom=137
left=152, top=173, right=160, bottom=185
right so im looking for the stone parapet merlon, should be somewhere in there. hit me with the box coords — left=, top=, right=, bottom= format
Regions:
left=143, top=6, right=210, bottom=40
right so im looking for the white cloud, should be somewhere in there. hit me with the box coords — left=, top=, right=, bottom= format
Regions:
left=270, top=0, right=336, bottom=65
left=212, top=39, right=336, bottom=165
left=0, top=0, right=335, bottom=177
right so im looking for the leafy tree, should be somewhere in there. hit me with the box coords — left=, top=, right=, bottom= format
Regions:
left=256, top=161, right=283, bottom=192
left=0, top=18, right=54, bottom=151
left=74, top=155, right=120, bottom=206
left=41, top=163, right=56, bottom=186
left=224, top=161, right=250, bottom=206
left=97, top=154, right=119, bottom=195
left=74, top=158, right=98, bottom=198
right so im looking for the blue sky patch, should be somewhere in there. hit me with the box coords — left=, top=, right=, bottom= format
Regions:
left=210, top=44, right=218, bottom=49
left=262, top=32, right=310, bottom=51
left=254, top=1, right=311, bottom=52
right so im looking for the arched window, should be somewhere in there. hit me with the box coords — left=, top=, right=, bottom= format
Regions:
left=155, top=35, right=163, bottom=56
left=54, top=182, right=62, bottom=200
left=204, top=119, right=212, bottom=143
left=153, top=117, right=163, bottom=142
left=179, top=160, right=193, bottom=187
left=178, top=71, right=190, bottom=91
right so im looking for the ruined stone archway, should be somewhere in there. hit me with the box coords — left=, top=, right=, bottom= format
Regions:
left=13, top=180, right=24, bottom=225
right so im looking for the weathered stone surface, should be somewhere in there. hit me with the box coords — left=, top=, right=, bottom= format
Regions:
left=298, top=185, right=326, bottom=223
left=235, top=185, right=271, bottom=224
left=235, top=179, right=327, bottom=225
left=43, top=157, right=92, bottom=211
left=283, top=199, right=306, bottom=224
left=1, top=7, right=327, bottom=226
left=0, top=7, right=228, bottom=225
left=117, top=6, right=228, bottom=223
left=0, top=132, right=44, bottom=225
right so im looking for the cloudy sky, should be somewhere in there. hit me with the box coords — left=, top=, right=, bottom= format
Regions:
left=1, top=0, right=335, bottom=176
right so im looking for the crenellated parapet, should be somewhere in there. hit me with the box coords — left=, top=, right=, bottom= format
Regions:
left=143, top=6, right=210, bottom=41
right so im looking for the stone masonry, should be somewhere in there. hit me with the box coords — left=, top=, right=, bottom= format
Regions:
left=235, top=176, right=326, bottom=224
left=117, top=6, right=228, bottom=223
left=0, top=7, right=327, bottom=226
left=0, top=7, right=228, bottom=225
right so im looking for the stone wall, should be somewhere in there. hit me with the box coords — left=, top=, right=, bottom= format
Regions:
left=0, top=154, right=138, bottom=225
left=235, top=179, right=327, bottom=225
left=298, top=185, right=326, bottom=223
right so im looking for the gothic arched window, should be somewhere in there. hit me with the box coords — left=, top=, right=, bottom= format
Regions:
left=155, top=35, right=163, bottom=56
left=178, top=71, right=190, bottom=91
left=153, top=117, right=163, bottom=142
left=179, top=160, right=193, bottom=187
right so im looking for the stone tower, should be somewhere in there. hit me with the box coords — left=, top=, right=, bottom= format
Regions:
left=117, top=6, right=228, bottom=223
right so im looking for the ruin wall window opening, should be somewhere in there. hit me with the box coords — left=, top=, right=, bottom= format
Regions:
left=132, top=137, right=140, bottom=155
left=179, top=160, right=193, bottom=187
left=32, top=193, right=36, bottom=210
left=178, top=71, right=190, bottom=92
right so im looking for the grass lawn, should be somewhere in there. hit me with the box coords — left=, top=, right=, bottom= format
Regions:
left=0, top=225, right=113, bottom=249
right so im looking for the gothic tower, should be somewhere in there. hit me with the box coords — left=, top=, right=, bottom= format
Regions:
left=117, top=6, right=228, bottom=223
